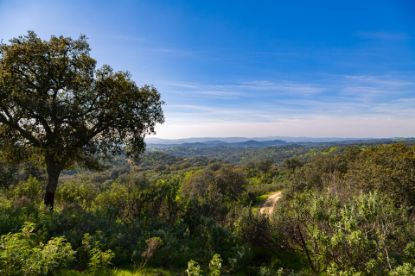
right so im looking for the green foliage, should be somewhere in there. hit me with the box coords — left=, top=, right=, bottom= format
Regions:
left=89, top=247, right=115, bottom=273
left=180, top=165, right=246, bottom=224
left=1, top=142, right=414, bottom=274
left=389, top=263, right=415, bottom=276
left=0, top=222, right=75, bottom=275
left=181, top=164, right=246, bottom=203
left=347, top=144, right=415, bottom=206
left=56, top=179, right=99, bottom=209
left=81, top=233, right=115, bottom=272
left=10, top=176, right=43, bottom=206
left=274, top=190, right=413, bottom=274
left=258, top=266, right=284, bottom=276
left=186, top=259, right=202, bottom=276
left=209, top=253, right=222, bottom=276
left=234, top=208, right=274, bottom=251
left=403, top=242, right=415, bottom=264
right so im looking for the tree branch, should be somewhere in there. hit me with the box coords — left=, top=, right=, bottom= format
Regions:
left=0, top=112, right=42, bottom=147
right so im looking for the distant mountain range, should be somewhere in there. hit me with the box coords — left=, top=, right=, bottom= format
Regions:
left=146, top=136, right=411, bottom=145
left=147, top=139, right=288, bottom=149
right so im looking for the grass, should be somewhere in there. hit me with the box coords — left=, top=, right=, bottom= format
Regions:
left=256, top=190, right=282, bottom=203
left=253, top=191, right=275, bottom=213
left=256, top=194, right=270, bottom=202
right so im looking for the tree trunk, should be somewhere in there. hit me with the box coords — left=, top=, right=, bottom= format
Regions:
left=297, top=224, right=317, bottom=273
left=44, top=158, right=62, bottom=210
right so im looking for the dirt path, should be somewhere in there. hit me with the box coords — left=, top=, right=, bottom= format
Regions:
left=259, top=191, right=282, bottom=216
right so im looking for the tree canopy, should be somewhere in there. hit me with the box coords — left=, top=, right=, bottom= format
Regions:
left=0, top=31, right=164, bottom=208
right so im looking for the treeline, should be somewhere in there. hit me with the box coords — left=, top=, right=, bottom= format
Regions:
left=0, top=143, right=414, bottom=275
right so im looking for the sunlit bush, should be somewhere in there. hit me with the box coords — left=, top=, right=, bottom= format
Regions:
left=274, top=190, right=414, bottom=274
left=0, top=222, right=75, bottom=275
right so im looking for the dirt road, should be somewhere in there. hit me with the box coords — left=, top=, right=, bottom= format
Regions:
left=259, top=191, right=282, bottom=216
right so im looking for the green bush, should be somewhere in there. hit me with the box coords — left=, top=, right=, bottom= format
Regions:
left=0, top=222, right=75, bottom=275
left=56, top=179, right=99, bottom=210
left=81, top=233, right=115, bottom=273
left=209, top=254, right=222, bottom=276
left=274, top=190, right=413, bottom=274
left=11, top=177, right=43, bottom=206
left=390, top=263, right=415, bottom=276
left=186, top=259, right=202, bottom=276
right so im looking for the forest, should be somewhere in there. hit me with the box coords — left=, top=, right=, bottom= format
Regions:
left=1, top=33, right=415, bottom=275
left=1, top=141, right=415, bottom=275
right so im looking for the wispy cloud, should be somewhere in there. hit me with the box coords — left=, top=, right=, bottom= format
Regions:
left=336, top=74, right=415, bottom=105
left=238, top=80, right=323, bottom=95
left=342, top=75, right=413, bottom=91
left=165, top=104, right=281, bottom=122
left=160, top=80, right=325, bottom=100
left=356, top=31, right=410, bottom=40
left=157, top=74, right=415, bottom=134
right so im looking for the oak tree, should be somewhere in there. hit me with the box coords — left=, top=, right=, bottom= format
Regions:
left=0, top=32, right=164, bottom=208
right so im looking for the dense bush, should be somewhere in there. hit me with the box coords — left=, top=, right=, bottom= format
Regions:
left=280, top=191, right=412, bottom=273
left=0, top=222, right=75, bottom=275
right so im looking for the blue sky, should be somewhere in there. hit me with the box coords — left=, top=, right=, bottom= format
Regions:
left=1, top=0, right=414, bottom=138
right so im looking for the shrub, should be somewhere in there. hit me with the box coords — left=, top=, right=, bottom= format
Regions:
left=209, top=253, right=222, bottom=276
left=56, top=179, right=98, bottom=209
left=390, top=263, right=415, bottom=276
left=274, top=190, right=413, bottom=274
left=89, top=247, right=115, bottom=273
left=141, top=237, right=163, bottom=267
left=0, top=222, right=75, bottom=275
left=186, top=259, right=202, bottom=276
left=81, top=233, right=115, bottom=273
left=11, top=177, right=43, bottom=206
